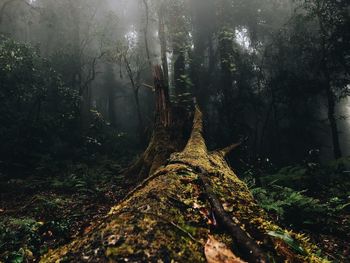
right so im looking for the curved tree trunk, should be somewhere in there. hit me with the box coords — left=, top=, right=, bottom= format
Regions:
left=41, top=66, right=325, bottom=263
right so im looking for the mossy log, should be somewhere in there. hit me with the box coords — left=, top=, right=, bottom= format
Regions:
left=41, top=66, right=327, bottom=263
left=41, top=107, right=327, bottom=263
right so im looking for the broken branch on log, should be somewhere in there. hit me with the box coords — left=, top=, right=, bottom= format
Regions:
left=199, top=174, right=267, bottom=263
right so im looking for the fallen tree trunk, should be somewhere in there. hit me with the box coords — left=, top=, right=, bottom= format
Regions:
left=41, top=67, right=326, bottom=263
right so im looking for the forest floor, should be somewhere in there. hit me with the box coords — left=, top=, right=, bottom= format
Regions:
left=0, top=157, right=349, bottom=262
left=0, top=157, right=134, bottom=263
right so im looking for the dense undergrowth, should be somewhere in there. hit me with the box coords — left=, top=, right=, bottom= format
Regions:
left=0, top=155, right=349, bottom=262
left=0, top=158, right=132, bottom=263
left=0, top=36, right=349, bottom=263
left=0, top=37, right=140, bottom=263
left=245, top=157, right=350, bottom=262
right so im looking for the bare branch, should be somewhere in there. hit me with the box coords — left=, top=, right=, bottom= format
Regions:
left=216, top=142, right=242, bottom=156
left=214, top=137, right=248, bottom=156
left=142, top=83, right=155, bottom=91
left=80, top=51, right=106, bottom=95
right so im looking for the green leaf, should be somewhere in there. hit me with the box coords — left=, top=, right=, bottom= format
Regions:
left=11, top=251, right=24, bottom=263
left=267, top=230, right=307, bottom=255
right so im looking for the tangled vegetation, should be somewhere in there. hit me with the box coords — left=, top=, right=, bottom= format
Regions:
left=0, top=0, right=349, bottom=262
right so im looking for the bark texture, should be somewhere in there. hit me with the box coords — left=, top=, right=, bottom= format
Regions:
left=41, top=109, right=326, bottom=263
left=40, top=66, right=326, bottom=263
left=123, top=65, right=190, bottom=181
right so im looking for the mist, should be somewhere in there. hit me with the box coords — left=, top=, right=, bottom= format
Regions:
left=0, top=0, right=349, bottom=262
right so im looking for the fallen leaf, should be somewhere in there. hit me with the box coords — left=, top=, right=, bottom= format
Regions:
left=204, top=235, right=247, bottom=263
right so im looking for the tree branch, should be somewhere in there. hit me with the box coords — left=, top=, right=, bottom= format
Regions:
left=199, top=174, right=267, bottom=263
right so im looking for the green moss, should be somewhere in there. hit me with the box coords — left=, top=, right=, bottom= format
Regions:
left=41, top=109, right=327, bottom=262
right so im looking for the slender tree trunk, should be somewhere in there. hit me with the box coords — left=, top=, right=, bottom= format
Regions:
left=104, top=64, right=118, bottom=128
left=169, top=4, right=187, bottom=96
left=158, top=5, right=169, bottom=88
left=325, top=82, right=342, bottom=159
left=317, top=4, right=342, bottom=159
left=142, top=0, right=152, bottom=69
left=80, top=86, right=91, bottom=131
left=124, top=55, right=145, bottom=145
left=133, top=88, right=145, bottom=145
left=173, top=49, right=186, bottom=95
left=218, top=27, right=237, bottom=142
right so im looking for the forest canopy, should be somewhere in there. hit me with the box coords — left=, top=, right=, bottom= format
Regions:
left=0, top=0, right=349, bottom=262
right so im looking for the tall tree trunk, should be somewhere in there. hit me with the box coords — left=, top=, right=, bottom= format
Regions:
left=142, top=0, right=152, bottom=70
left=104, top=64, right=118, bottom=128
left=123, top=65, right=189, bottom=181
left=317, top=4, right=342, bottom=159
left=41, top=66, right=325, bottom=263
left=133, top=88, right=145, bottom=145
left=173, top=49, right=186, bottom=96
left=325, top=82, right=342, bottom=159
left=218, top=28, right=234, bottom=110
left=80, top=87, right=91, bottom=131
left=158, top=5, right=169, bottom=89
left=169, top=4, right=187, bottom=96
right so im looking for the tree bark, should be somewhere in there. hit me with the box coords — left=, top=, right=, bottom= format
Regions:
left=123, top=65, right=190, bottom=181
left=157, top=5, right=169, bottom=90
left=104, top=64, right=118, bottom=128
left=317, top=2, right=342, bottom=159
left=41, top=66, right=325, bottom=263
left=142, top=0, right=152, bottom=70
left=325, top=82, right=342, bottom=159
left=169, top=4, right=187, bottom=96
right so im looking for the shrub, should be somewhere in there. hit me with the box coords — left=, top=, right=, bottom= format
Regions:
left=0, top=38, right=80, bottom=175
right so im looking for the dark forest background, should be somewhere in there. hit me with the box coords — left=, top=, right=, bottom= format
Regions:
left=0, top=0, right=349, bottom=262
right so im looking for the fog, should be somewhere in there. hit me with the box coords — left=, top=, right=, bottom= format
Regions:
left=1, top=1, right=350, bottom=261
left=1, top=0, right=349, bottom=165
